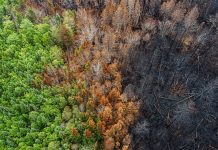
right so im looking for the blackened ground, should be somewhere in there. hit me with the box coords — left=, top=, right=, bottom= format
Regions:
left=123, top=20, right=218, bottom=150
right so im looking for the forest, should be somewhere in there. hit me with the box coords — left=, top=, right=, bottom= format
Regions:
left=0, top=0, right=217, bottom=150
